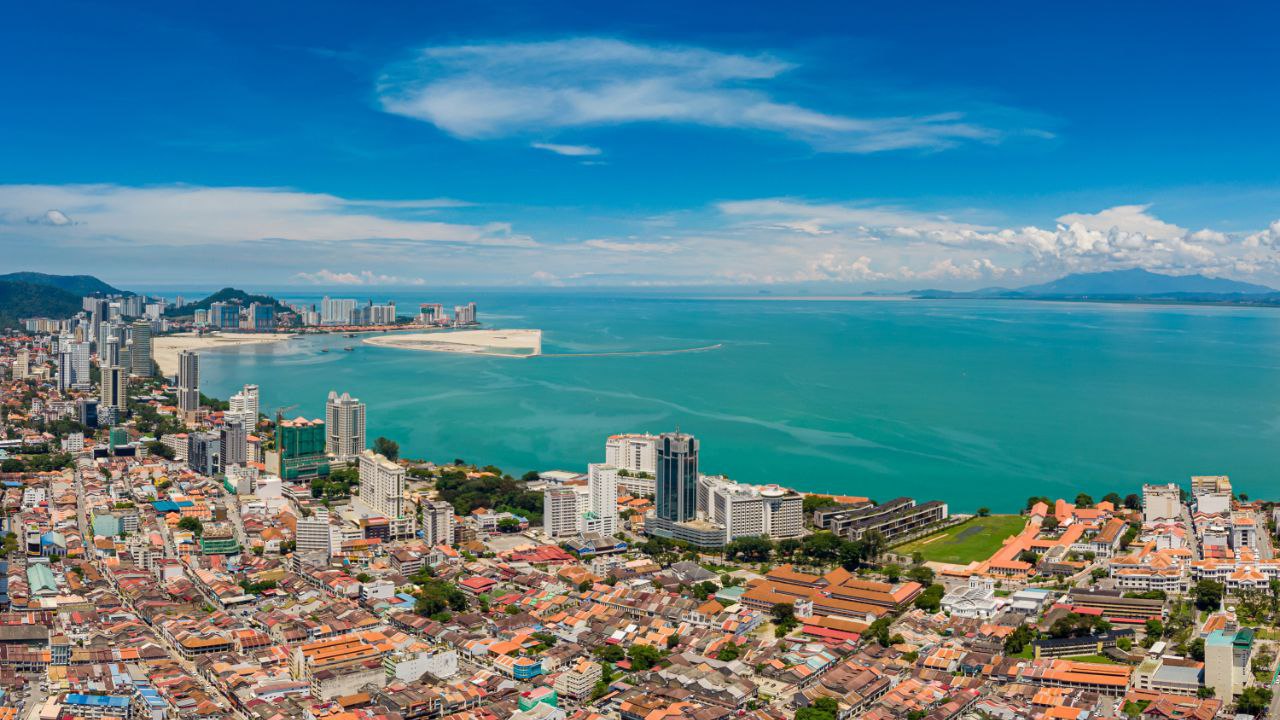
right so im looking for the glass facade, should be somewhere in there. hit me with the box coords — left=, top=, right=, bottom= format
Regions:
left=655, top=432, right=698, bottom=523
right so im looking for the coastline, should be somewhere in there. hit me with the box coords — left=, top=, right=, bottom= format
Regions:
left=363, top=328, right=542, bottom=358
left=152, top=332, right=293, bottom=375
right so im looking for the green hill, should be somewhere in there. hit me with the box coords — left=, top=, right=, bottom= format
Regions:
left=0, top=280, right=84, bottom=329
left=166, top=287, right=290, bottom=317
left=0, top=272, right=127, bottom=297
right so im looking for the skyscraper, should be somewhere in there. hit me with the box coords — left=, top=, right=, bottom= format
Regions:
left=12, top=349, right=29, bottom=380
left=219, top=420, right=248, bottom=471
left=57, top=339, right=90, bottom=391
left=655, top=431, right=699, bottom=526
left=128, top=320, right=153, bottom=377
left=588, top=463, right=619, bottom=535
left=101, top=365, right=126, bottom=416
left=421, top=500, right=456, bottom=546
left=177, top=350, right=200, bottom=413
left=325, top=391, right=366, bottom=461
left=228, top=384, right=259, bottom=428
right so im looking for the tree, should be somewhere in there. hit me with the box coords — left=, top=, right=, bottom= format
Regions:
left=1187, top=638, right=1205, bottom=661
left=907, top=565, right=935, bottom=585
left=725, top=536, right=774, bottom=562
left=497, top=517, right=521, bottom=533
left=1236, top=687, right=1272, bottom=716
left=373, top=436, right=400, bottom=461
left=692, top=580, right=718, bottom=600
left=177, top=517, right=203, bottom=536
left=594, top=644, right=625, bottom=662
left=627, top=644, right=662, bottom=671
left=1075, top=493, right=1094, bottom=508
left=976, top=507, right=990, bottom=517
left=520, top=470, right=540, bottom=482
left=867, top=617, right=892, bottom=647
left=414, top=578, right=468, bottom=617
left=883, top=563, right=902, bottom=583
left=1123, top=493, right=1141, bottom=510
left=1042, top=516, right=1060, bottom=532
left=1144, top=618, right=1164, bottom=637
left=1191, top=580, right=1224, bottom=611
left=1004, top=624, right=1036, bottom=654
left=1017, top=549, right=1040, bottom=564
left=716, top=643, right=741, bottom=661
left=913, top=584, right=945, bottom=613
left=145, top=441, right=175, bottom=460
left=1102, top=492, right=1122, bottom=507
left=796, top=697, right=839, bottom=720
left=1026, top=496, right=1051, bottom=512
left=666, top=633, right=681, bottom=649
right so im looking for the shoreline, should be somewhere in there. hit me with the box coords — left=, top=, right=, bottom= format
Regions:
left=152, top=332, right=294, bottom=375
left=363, top=329, right=542, bottom=358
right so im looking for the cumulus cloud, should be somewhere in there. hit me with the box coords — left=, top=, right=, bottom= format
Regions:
left=0, top=184, right=534, bottom=248
left=293, top=269, right=426, bottom=286
left=378, top=38, right=1017, bottom=153
left=531, top=142, right=602, bottom=157
left=1055, top=204, right=1186, bottom=240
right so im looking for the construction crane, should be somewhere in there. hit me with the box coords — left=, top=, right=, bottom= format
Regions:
left=269, top=404, right=299, bottom=453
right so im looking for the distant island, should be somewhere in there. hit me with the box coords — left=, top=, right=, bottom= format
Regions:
left=0, top=271, right=129, bottom=297
left=913, top=268, right=1280, bottom=306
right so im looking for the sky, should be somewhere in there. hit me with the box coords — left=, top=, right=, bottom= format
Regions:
left=2, top=1, right=1280, bottom=290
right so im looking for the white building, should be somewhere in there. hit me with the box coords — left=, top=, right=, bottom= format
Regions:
left=1142, top=483, right=1182, bottom=523
left=355, top=450, right=415, bottom=538
left=296, top=508, right=333, bottom=557
left=58, top=339, right=91, bottom=391
left=320, top=297, right=356, bottom=325
left=587, top=463, right=618, bottom=535
left=12, top=349, right=29, bottom=380
left=100, top=365, right=126, bottom=415
left=228, top=384, right=259, bottom=427
left=699, top=476, right=804, bottom=543
left=605, top=434, right=658, bottom=474
left=544, top=486, right=589, bottom=539
left=384, top=649, right=458, bottom=683
left=325, top=391, right=366, bottom=461
left=941, top=576, right=999, bottom=619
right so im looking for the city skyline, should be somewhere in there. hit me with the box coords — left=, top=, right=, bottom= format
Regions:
left=4, top=2, right=1280, bottom=288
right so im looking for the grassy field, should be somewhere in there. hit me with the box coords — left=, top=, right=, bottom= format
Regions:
left=897, top=515, right=1028, bottom=564
left=1060, top=654, right=1122, bottom=665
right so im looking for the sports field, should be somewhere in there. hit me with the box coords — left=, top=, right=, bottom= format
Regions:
left=896, top=515, right=1028, bottom=564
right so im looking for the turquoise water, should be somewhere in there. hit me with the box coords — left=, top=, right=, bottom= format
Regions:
left=196, top=293, right=1280, bottom=511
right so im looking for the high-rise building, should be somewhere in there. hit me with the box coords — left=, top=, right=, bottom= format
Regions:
left=269, top=417, right=330, bottom=480
left=320, top=297, right=356, bottom=325
left=101, top=331, right=120, bottom=367
left=452, top=302, right=477, bottom=325
left=421, top=500, right=456, bottom=546
left=128, top=320, right=153, bottom=377
left=544, top=486, right=589, bottom=539
left=605, top=434, right=658, bottom=474
left=246, top=302, right=275, bottom=331
left=325, top=391, right=366, bottom=461
left=1142, top=483, right=1182, bottom=523
left=699, top=476, right=804, bottom=543
left=587, top=463, right=618, bottom=535
left=208, top=302, right=240, bottom=330
left=228, top=384, right=259, bottom=428
left=77, top=398, right=99, bottom=428
left=177, top=350, right=200, bottom=413
left=188, top=432, right=221, bottom=476
left=296, top=508, right=333, bottom=557
left=219, top=420, right=248, bottom=471
left=101, top=365, right=126, bottom=416
left=655, top=431, right=698, bottom=525
left=57, top=338, right=91, bottom=391
left=355, top=449, right=414, bottom=537
left=12, top=349, right=29, bottom=380
left=1205, top=628, right=1253, bottom=698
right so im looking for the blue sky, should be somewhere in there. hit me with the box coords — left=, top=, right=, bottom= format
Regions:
left=3, top=1, right=1279, bottom=289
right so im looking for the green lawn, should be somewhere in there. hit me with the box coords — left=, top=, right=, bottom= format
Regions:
left=896, top=515, right=1028, bottom=565
left=1060, top=654, right=1121, bottom=665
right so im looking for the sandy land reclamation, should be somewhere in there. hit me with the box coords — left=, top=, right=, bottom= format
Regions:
left=153, top=332, right=293, bottom=375
left=363, top=329, right=542, bottom=357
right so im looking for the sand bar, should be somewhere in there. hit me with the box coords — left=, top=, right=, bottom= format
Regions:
left=153, top=332, right=293, bottom=375
left=364, top=329, right=542, bottom=357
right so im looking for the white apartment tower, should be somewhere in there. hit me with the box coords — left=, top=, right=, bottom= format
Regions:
left=177, top=350, right=200, bottom=413
left=101, top=365, right=126, bottom=415
left=605, top=434, right=658, bottom=474
left=228, top=384, right=259, bottom=427
left=12, top=349, right=29, bottom=380
left=325, top=391, right=366, bottom=461
left=296, top=508, right=333, bottom=557
left=587, top=463, right=619, bottom=535
left=356, top=449, right=414, bottom=537
left=544, top=486, right=589, bottom=539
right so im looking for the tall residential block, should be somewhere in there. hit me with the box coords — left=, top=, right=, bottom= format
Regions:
left=325, top=391, right=366, bottom=461
left=177, top=350, right=200, bottom=413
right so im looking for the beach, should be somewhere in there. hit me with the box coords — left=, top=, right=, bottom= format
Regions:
left=152, top=332, right=293, bottom=375
left=363, top=329, right=542, bottom=357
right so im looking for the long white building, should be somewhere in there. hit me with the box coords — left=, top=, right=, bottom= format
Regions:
left=355, top=450, right=414, bottom=538
left=698, top=475, right=805, bottom=543
left=228, top=384, right=259, bottom=427
left=544, top=486, right=590, bottom=539
left=605, top=434, right=658, bottom=474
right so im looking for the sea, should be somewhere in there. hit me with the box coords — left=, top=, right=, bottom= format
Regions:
left=172, top=290, right=1280, bottom=512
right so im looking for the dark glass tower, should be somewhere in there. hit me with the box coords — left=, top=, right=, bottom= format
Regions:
left=656, top=432, right=699, bottom=523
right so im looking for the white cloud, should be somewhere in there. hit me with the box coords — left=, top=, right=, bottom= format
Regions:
left=0, top=184, right=534, bottom=248
left=583, top=238, right=678, bottom=253
left=531, top=142, right=602, bottom=157
left=378, top=38, right=1013, bottom=153
left=1055, top=204, right=1186, bottom=240
left=293, top=269, right=426, bottom=286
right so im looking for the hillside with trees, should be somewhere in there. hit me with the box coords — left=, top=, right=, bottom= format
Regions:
left=0, top=272, right=126, bottom=297
left=165, top=287, right=291, bottom=318
left=0, top=280, right=84, bottom=329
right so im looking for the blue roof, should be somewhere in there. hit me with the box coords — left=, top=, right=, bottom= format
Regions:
left=65, top=695, right=131, bottom=708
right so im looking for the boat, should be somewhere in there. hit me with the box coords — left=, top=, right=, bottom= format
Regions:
left=343, top=346, right=354, bottom=351
left=320, top=348, right=330, bottom=353
left=344, top=333, right=357, bottom=338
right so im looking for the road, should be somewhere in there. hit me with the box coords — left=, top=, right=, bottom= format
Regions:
left=73, top=461, right=247, bottom=719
